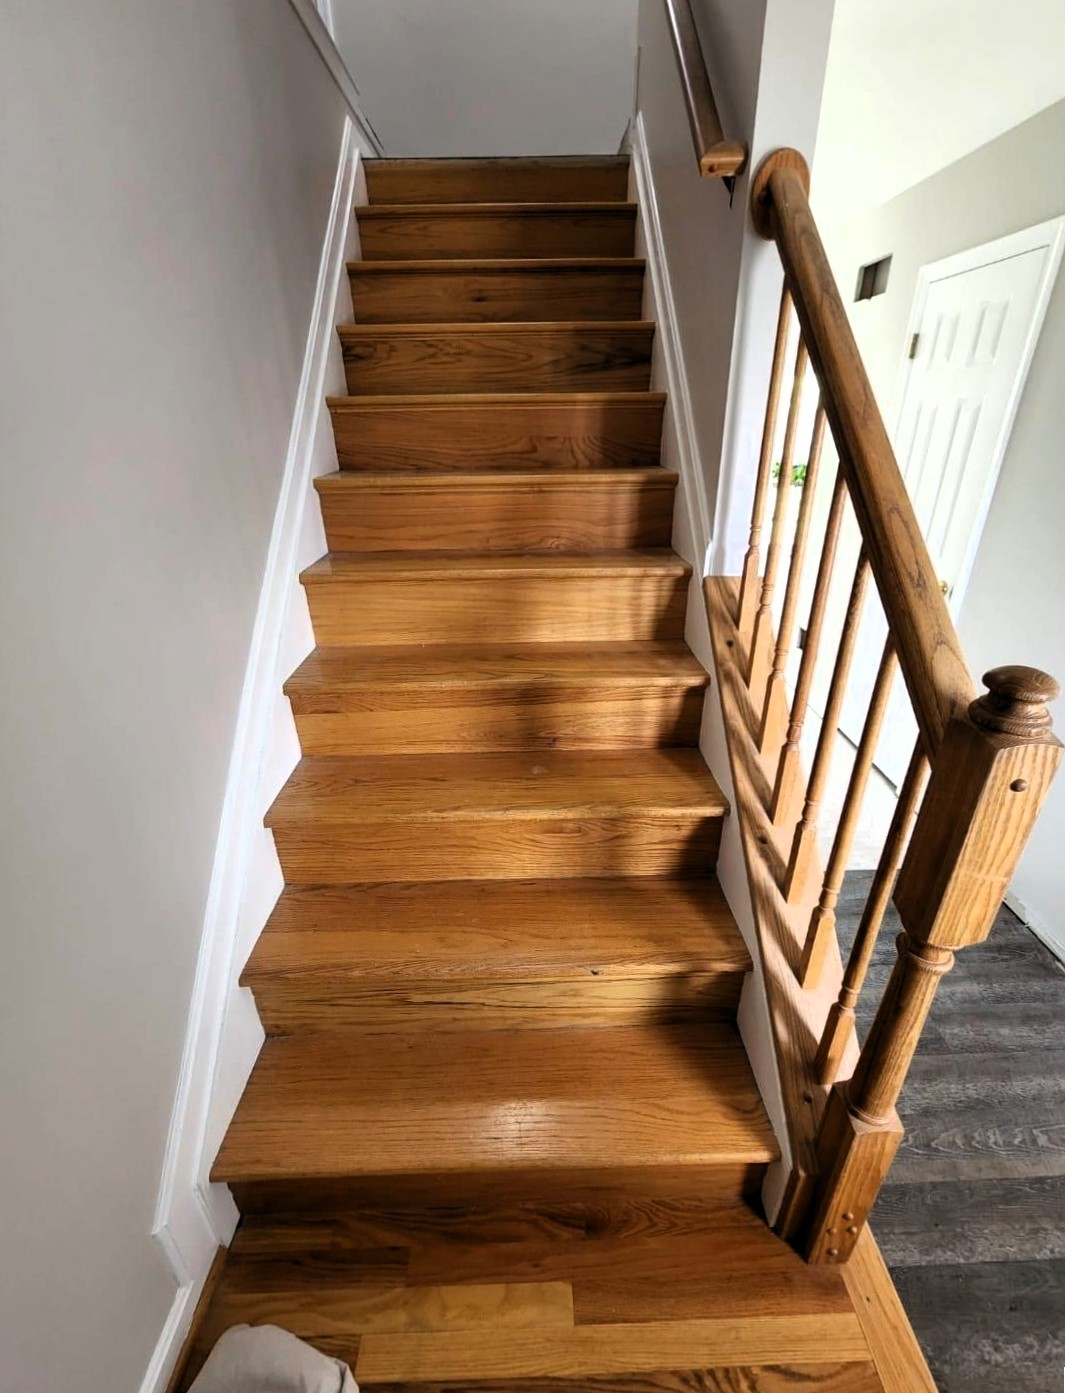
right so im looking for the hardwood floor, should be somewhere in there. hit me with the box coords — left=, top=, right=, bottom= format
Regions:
left=178, top=1198, right=891, bottom=1391
left=839, top=877, right=1065, bottom=1393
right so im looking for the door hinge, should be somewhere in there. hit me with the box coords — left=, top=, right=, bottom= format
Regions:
left=908, top=332, right=920, bottom=360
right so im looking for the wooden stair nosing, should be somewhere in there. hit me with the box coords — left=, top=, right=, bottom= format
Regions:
left=299, top=549, right=692, bottom=584
left=356, top=201, right=640, bottom=219
left=263, top=750, right=729, bottom=828
left=348, top=256, right=646, bottom=274
left=244, top=878, right=751, bottom=981
left=283, top=640, right=707, bottom=700
left=212, top=1023, right=778, bottom=1188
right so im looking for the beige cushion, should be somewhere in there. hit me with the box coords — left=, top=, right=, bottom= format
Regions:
left=188, top=1324, right=357, bottom=1393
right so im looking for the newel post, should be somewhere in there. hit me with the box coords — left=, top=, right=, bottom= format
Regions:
left=802, top=667, right=1061, bottom=1264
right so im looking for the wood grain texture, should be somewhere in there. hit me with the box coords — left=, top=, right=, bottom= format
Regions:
left=354, top=1315, right=869, bottom=1382
left=202, top=1278, right=575, bottom=1341
left=841, top=1232, right=937, bottom=1393
left=348, top=260, right=646, bottom=324
left=338, top=322, right=654, bottom=395
left=212, top=1024, right=777, bottom=1187
left=364, top=157, right=632, bottom=205
left=264, top=750, right=726, bottom=883
left=329, top=391, right=665, bottom=472
left=313, top=469, right=674, bottom=553
left=359, top=1370, right=883, bottom=1393
left=300, top=550, right=690, bottom=646
left=243, top=877, right=749, bottom=1034
left=183, top=1197, right=896, bottom=1393
left=284, top=640, right=706, bottom=754
left=356, top=204, right=637, bottom=260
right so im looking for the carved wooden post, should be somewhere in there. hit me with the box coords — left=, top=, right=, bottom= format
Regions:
left=803, top=667, right=1061, bottom=1264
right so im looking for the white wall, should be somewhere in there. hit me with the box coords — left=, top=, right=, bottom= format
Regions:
left=820, top=100, right=1065, bottom=956
left=813, top=0, right=1065, bottom=223
left=332, top=0, right=638, bottom=156
left=0, top=4, right=350, bottom=1390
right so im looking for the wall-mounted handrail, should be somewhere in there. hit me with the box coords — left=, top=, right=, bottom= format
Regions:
left=663, top=0, right=747, bottom=180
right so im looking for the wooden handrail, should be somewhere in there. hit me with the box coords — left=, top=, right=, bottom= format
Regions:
left=726, top=146, right=1063, bottom=1266
left=750, top=150, right=976, bottom=756
left=663, top=0, right=748, bottom=180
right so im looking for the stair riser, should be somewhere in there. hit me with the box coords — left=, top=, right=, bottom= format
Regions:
left=249, top=970, right=745, bottom=1035
left=270, top=815, right=722, bottom=884
left=348, top=265, right=645, bottom=323
left=303, top=575, right=689, bottom=645
left=330, top=398, right=664, bottom=472
left=230, top=1164, right=766, bottom=1217
left=316, top=480, right=674, bottom=551
left=358, top=209, right=637, bottom=260
left=340, top=325, right=653, bottom=396
left=365, top=159, right=631, bottom=205
left=290, top=688, right=705, bottom=754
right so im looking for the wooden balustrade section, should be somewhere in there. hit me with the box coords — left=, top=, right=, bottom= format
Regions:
left=663, top=0, right=748, bottom=179
left=704, top=145, right=1062, bottom=1265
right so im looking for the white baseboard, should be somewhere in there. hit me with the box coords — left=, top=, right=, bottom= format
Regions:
left=142, top=115, right=360, bottom=1393
left=629, top=112, right=712, bottom=571
left=1006, top=889, right=1065, bottom=966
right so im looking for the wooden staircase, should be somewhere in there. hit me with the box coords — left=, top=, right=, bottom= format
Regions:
left=182, top=156, right=929, bottom=1392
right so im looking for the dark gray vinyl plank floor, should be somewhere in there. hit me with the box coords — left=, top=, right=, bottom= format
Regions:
left=839, top=873, right=1065, bottom=1393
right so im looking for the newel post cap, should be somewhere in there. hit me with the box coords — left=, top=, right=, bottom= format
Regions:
left=969, top=665, right=1060, bottom=737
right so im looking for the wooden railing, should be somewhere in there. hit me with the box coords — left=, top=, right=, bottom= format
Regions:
left=663, top=0, right=747, bottom=180
left=717, top=149, right=1062, bottom=1263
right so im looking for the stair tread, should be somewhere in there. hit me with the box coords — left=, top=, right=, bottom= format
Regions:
left=338, top=320, right=655, bottom=336
left=301, top=549, right=690, bottom=582
left=285, top=640, right=706, bottom=693
left=212, top=1023, right=778, bottom=1183
left=328, top=390, right=666, bottom=407
left=265, top=750, right=728, bottom=826
left=357, top=201, right=639, bottom=217
left=348, top=257, right=645, bottom=272
left=245, top=878, right=750, bottom=982
left=314, top=468, right=676, bottom=492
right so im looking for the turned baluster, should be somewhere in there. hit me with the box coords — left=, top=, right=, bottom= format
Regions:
left=748, top=340, right=809, bottom=704
left=759, top=403, right=827, bottom=755
left=771, top=472, right=848, bottom=825
left=800, top=638, right=898, bottom=986
left=815, top=741, right=929, bottom=1086
left=784, top=550, right=871, bottom=901
left=804, top=667, right=1061, bottom=1264
left=738, top=284, right=793, bottom=637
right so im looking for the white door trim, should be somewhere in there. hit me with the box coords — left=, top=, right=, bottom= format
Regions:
left=890, top=214, right=1065, bottom=616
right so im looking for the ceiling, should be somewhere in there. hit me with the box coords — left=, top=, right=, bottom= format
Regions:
left=812, top=0, right=1065, bottom=225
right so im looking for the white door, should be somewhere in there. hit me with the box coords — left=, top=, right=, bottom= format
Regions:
left=840, top=219, right=1064, bottom=786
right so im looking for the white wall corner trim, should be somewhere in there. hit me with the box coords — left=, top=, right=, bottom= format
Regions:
left=142, top=117, right=360, bottom=1393
left=630, top=112, right=713, bottom=566
left=287, top=0, right=385, bottom=155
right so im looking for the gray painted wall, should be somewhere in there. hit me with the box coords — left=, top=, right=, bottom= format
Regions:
left=822, top=100, right=1065, bottom=957
left=332, top=0, right=638, bottom=156
left=0, top=4, right=347, bottom=1389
